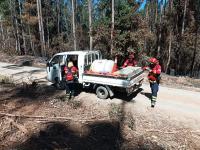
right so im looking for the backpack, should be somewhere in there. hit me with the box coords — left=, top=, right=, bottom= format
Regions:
left=66, top=68, right=74, bottom=81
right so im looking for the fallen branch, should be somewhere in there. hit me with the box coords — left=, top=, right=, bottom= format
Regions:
left=146, top=129, right=179, bottom=134
left=0, top=112, right=109, bottom=123
left=146, top=129, right=200, bottom=135
left=0, top=112, right=74, bottom=120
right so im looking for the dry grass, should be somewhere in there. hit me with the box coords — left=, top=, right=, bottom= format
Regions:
left=0, top=75, right=13, bottom=84
left=108, top=103, right=123, bottom=121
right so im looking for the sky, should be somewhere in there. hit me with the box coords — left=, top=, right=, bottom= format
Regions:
left=137, top=0, right=168, bottom=10
left=64, top=0, right=168, bottom=11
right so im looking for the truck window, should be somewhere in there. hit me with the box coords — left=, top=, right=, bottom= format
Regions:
left=92, top=53, right=95, bottom=62
left=66, top=55, right=78, bottom=68
left=84, top=54, right=92, bottom=71
left=51, top=55, right=63, bottom=65
left=95, top=53, right=99, bottom=60
left=88, top=54, right=92, bottom=65
left=84, top=55, right=88, bottom=65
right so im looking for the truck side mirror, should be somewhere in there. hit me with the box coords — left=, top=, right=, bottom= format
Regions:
left=46, top=62, right=52, bottom=67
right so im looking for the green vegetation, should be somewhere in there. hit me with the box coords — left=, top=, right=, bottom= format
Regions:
left=0, top=0, right=199, bottom=77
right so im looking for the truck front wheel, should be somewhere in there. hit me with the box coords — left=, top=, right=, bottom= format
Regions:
left=96, top=86, right=109, bottom=99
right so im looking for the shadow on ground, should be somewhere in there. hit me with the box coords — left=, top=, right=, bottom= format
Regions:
left=0, top=82, right=60, bottom=114
left=83, top=87, right=143, bottom=102
left=113, top=88, right=144, bottom=102
left=13, top=121, right=164, bottom=150
left=140, top=92, right=152, bottom=100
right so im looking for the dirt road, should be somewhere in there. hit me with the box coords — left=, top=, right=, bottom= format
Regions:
left=0, top=62, right=200, bottom=127
left=0, top=62, right=47, bottom=84
left=0, top=62, right=200, bottom=149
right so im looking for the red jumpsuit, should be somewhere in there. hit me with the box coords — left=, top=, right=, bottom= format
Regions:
left=147, top=64, right=161, bottom=107
left=148, top=64, right=161, bottom=82
left=122, top=59, right=137, bottom=68
left=64, top=66, right=78, bottom=81
left=64, top=66, right=78, bottom=98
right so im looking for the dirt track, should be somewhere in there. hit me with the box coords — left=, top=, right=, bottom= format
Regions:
left=0, top=62, right=199, bottom=124
left=0, top=62, right=200, bottom=149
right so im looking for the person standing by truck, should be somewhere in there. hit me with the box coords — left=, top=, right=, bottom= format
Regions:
left=122, top=52, right=137, bottom=68
left=64, top=61, right=78, bottom=99
left=143, top=58, right=161, bottom=107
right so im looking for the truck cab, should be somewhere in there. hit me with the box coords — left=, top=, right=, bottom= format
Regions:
left=46, top=50, right=102, bottom=86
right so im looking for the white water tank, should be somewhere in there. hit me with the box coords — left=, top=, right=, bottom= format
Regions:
left=90, top=59, right=115, bottom=73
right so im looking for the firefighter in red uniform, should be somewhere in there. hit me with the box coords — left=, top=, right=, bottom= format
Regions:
left=64, top=61, right=78, bottom=99
left=122, top=52, right=137, bottom=68
left=143, top=58, right=161, bottom=107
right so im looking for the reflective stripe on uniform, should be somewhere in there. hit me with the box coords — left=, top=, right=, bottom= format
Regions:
left=152, top=96, right=157, bottom=102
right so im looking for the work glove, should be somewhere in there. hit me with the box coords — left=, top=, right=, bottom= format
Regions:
left=142, top=67, right=151, bottom=71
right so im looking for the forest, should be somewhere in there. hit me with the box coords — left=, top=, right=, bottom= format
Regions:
left=0, top=0, right=200, bottom=77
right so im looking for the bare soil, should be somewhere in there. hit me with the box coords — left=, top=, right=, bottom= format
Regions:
left=0, top=83, right=200, bottom=150
left=0, top=52, right=200, bottom=149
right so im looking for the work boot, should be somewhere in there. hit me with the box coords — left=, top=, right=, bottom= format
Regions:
left=70, top=95, right=75, bottom=101
left=64, top=93, right=70, bottom=101
left=151, top=100, right=156, bottom=108
left=151, top=96, right=157, bottom=108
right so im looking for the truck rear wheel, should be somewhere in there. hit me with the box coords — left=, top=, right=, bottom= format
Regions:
left=96, top=86, right=109, bottom=99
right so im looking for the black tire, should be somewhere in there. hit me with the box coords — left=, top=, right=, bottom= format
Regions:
left=96, top=86, right=109, bottom=99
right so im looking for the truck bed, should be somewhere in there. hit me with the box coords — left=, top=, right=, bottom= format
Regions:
left=83, top=67, right=144, bottom=88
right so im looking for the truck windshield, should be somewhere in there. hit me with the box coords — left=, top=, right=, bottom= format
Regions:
left=51, top=55, right=63, bottom=65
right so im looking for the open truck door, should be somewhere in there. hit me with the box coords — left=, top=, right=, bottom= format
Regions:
left=46, top=55, right=64, bottom=83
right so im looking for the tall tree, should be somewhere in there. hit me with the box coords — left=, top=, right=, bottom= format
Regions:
left=9, top=0, right=21, bottom=54
left=18, top=0, right=26, bottom=54
left=0, top=16, right=5, bottom=49
left=190, top=0, right=200, bottom=75
left=72, top=0, right=77, bottom=51
left=88, top=0, right=92, bottom=50
left=56, top=0, right=60, bottom=34
left=157, top=0, right=163, bottom=58
left=165, top=0, right=173, bottom=73
left=181, top=0, right=187, bottom=35
left=111, top=0, right=114, bottom=54
left=37, top=0, right=46, bottom=56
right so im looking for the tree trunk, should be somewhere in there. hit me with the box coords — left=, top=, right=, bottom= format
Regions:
left=157, top=1, right=163, bottom=58
left=166, top=31, right=172, bottom=73
left=145, top=3, right=151, bottom=33
left=165, top=0, right=173, bottom=74
left=72, top=0, right=77, bottom=51
left=18, top=0, right=26, bottom=55
left=155, top=0, right=158, bottom=23
left=0, top=17, right=5, bottom=49
left=190, top=26, right=199, bottom=76
left=181, top=0, right=187, bottom=35
left=9, top=0, right=21, bottom=53
left=28, top=24, right=35, bottom=56
left=111, top=0, right=114, bottom=55
left=47, top=18, right=50, bottom=49
left=7, top=28, right=11, bottom=49
left=57, top=0, right=60, bottom=34
left=88, top=0, right=92, bottom=50
left=37, top=0, right=46, bottom=56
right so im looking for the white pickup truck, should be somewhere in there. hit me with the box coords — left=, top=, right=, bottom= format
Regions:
left=46, top=50, right=144, bottom=99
